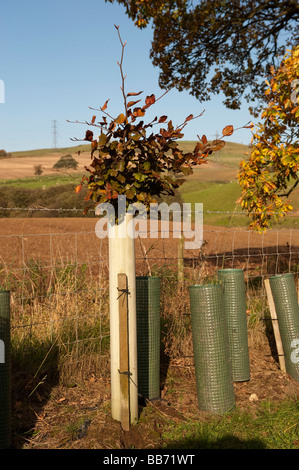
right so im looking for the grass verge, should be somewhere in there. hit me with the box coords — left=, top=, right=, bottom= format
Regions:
left=161, top=399, right=299, bottom=449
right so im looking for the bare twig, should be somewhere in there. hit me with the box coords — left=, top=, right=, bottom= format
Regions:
left=115, top=25, right=128, bottom=117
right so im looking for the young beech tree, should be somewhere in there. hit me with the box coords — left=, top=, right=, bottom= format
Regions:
left=238, top=45, right=299, bottom=232
left=72, top=26, right=250, bottom=220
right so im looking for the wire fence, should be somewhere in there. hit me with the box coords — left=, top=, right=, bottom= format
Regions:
left=1, top=208, right=299, bottom=378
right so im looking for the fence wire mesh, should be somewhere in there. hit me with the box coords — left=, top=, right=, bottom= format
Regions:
left=1, top=210, right=299, bottom=376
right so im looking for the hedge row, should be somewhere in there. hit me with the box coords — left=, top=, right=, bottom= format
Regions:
left=0, top=184, right=183, bottom=218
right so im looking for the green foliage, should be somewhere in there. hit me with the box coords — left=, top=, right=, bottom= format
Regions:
left=53, top=154, right=78, bottom=170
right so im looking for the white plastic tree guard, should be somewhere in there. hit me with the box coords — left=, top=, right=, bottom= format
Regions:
left=108, top=213, right=138, bottom=425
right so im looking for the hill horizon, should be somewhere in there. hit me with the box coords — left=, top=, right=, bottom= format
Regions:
left=4, top=139, right=249, bottom=158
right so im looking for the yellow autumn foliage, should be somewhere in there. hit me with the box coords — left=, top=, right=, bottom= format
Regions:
left=238, top=45, right=299, bottom=231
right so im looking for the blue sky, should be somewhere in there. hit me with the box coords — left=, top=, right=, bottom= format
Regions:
left=0, top=0, right=254, bottom=153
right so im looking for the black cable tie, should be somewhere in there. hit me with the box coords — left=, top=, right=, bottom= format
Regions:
left=118, top=369, right=132, bottom=376
left=116, top=287, right=130, bottom=300
left=117, top=287, right=130, bottom=293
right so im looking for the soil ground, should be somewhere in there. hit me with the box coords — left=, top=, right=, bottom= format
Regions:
left=1, top=218, right=298, bottom=449
left=1, top=217, right=299, bottom=273
left=11, top=345, right=299, bottom=449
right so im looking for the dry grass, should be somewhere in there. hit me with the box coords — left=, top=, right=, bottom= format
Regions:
left=0, top=256, right=110, bottom=391
left=0, top=221, right=296, bottom=448
left=4, top=251, right=272, bottom=388
left=7, top=258, right=299, bottom=449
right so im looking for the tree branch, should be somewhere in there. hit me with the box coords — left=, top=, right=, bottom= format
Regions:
left=277, top=178, right=299, bottom=198
left=115, top=25, right=128, bottom=117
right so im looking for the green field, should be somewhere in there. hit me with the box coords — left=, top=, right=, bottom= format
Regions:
left=8, top=144, right=90, bottom=159
left=0, top=174, right=80, bottom=190
left=1, top=141, right=299, bottom=228
left=176, top=141, right=299, bottom=228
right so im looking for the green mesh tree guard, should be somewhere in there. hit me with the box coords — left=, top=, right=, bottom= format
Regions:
left=0, top=291, right=11, bottom=449
left=269, top=273, right=299, bottom=382
left=189, top=284, right=235, bottom=414
left=136, top=277, right=161, bottom=400
left=217, top=269, right=250, bottom=382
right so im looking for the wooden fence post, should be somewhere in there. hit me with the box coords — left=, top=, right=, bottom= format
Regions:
left=118, top=273, right=130, bottom=431
left=108, top=213, right=138, bottom=425
left=264, top=278, right=286, bottom=373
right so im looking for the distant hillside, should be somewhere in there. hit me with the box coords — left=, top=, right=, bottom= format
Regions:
left=9, top=144, right=90, bottom=159
left=0, top=140, right=250, bottom=182
left=1, top=139, right=298, bottom=229
left=8, top=140, right=249, bottom=161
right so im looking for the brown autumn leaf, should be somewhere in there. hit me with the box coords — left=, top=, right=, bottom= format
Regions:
left=211, top=140, right=225, bottom=151
left=84, top=190, right=93, bottom=202
left=222, top=125, right=234, bottom=136
left=84, top=130, right=94, bottom=142
left=158, top=115, right=168, bottom=123
left=202, top=135, right=208, bottom=145
left=127, top=91, right=143, bottom=97
left=127, top=99, right=141, bottom=108
left=91, top=140, right=98, bottom=150
left=91, top=115, right=96, bottom=124
left=102, top=99, right=110, bottom=111
left=194, top=142, right=205, bottom=153
left=108, top=121, right=116, bottom=132
left=185, top=114, right=194, bottom=122
left=144, top=94, right=155, bottom=107
left=168, top=120, right=174, bottom=131
left=160, top=128, right=171, bottom=138
left=75, top=184, right=82, bottom=194
left=133, top=107, right=145, bottom=117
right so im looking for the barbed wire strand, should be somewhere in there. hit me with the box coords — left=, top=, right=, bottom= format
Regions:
left=2, top=216, right=299, bottom=360
left=0, top=206, right=297, bottom=215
